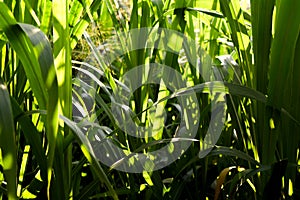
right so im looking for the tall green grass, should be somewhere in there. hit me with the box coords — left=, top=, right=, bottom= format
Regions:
left=0, top=0, right=299, bottom=199
left=0, top=0, right=117, bottom=199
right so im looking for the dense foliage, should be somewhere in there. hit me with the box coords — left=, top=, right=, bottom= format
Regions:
left=0, top=0, right=299, bottom=199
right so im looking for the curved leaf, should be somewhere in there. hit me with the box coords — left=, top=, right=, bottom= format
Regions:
left=206, top=146, right=260, bottom=166
left=0, top=2, right=59, bottom=196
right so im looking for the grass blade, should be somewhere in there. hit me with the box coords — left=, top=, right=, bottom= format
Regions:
left=60, top=115, right=119, bottom=200
left=52, top=0, right=72, bottom=198
left=0, top=79, right=17, bottom=200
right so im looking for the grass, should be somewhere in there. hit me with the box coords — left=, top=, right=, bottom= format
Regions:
left=0, top=0, right=299, bottom=199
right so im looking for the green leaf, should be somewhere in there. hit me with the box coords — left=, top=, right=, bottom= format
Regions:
left=268, top=0, right=300, bottom=109
left=52, top=1, right=72, bottom=197
left=186, top=7, right=224, bottom=18
left=10, top=98, right=47, bottom=181
left=0, top=3, right=47, bottom=109
left=60, top=115, right=119, bottom=200
left=251, top=0, right=275, bottom=94
left=19, top=23, right=59, bottom=197
left=206, top=146, right=260, bottom=166
left=0, top=79, right=17, bottom=200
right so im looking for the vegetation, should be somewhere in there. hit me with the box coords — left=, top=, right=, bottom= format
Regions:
left=0, top=0, right=299, bottom=199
